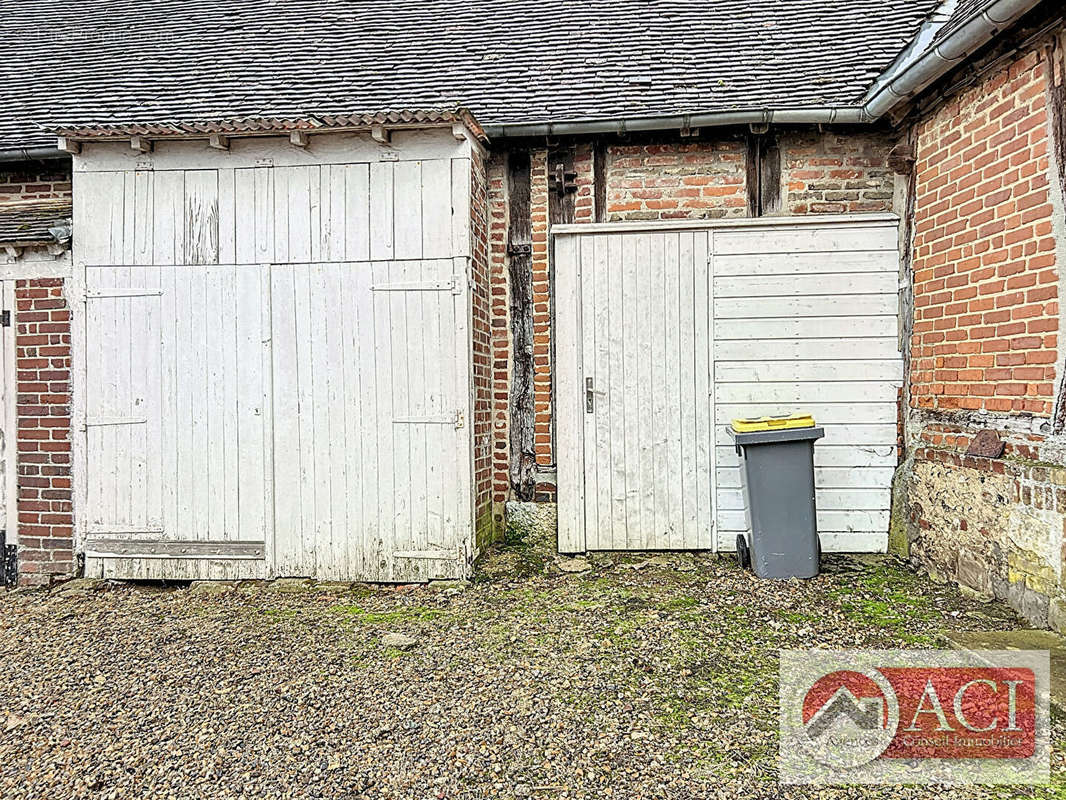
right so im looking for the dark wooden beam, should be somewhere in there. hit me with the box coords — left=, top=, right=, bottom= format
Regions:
left=507, top=151, right=538, bottom=501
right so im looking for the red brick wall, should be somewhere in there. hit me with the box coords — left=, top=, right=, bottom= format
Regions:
left=487, top=155, right=510, bottom=518
left=605, top=141, right=746, bottom=220
left=910, top=46, right=1059, bottom=415
left=783, top=132, right=897, bottom=214
left=15, top=278, right=73, bottom=586
left=530, top=150, right=553, bottom=472
left=0, top=165, right=72, bottom=203
left=469, top=149, right=496, bottom=546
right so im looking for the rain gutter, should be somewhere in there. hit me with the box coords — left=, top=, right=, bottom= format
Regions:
left=482, top=0, right=1047, bottom=139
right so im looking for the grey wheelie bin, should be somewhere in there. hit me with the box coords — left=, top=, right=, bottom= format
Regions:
left=727, top=414, right=824, bottom=579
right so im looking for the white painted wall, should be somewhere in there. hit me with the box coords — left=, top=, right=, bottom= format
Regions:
left=72, top=129, right=479, bottom=581
left=556, top=214, right=903, bottom=554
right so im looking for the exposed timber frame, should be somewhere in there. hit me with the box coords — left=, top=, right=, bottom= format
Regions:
left=507, top=151, right=537, bottom=500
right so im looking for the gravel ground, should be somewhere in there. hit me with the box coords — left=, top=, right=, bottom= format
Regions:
left=1, top=536, right=1063, bottom=800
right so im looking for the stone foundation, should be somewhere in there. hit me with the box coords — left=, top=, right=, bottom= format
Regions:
left=898, top=446, right=1066, bottom=631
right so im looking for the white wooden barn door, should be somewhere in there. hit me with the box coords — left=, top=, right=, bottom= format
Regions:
left=557, top=231, right=714, bottom=551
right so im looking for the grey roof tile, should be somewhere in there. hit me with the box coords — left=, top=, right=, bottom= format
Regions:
left=1, top=0, right=938, bottom=150
left=0, top=200, right=72, bottom=244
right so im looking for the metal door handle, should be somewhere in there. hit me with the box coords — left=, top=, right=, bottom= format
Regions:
left=586, top=377, right=594, bottom=413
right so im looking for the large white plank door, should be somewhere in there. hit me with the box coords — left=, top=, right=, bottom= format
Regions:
left=558, top=230, right=714, bottom=552
left=0, top=281, right=15, bottom=556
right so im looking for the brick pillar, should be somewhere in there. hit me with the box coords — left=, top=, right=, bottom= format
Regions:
left=15, top=278, right=73, bottom=585
left=530, top=150, right=553, bottom=473
left=487, top=153, right=511, bottom=518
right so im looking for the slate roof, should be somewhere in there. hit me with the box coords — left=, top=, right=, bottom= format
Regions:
left=0, top=200, right=72, bottom=245
left=934, top=0, right=996, bottom=43
left=1, top=0, right=939, bottom=152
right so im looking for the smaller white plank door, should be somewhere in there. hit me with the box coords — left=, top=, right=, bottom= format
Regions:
left=269, top=258, right=472, bottom=582
left=558, top=230, right=714, bottom=552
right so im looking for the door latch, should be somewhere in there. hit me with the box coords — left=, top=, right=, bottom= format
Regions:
left=586, top=377, right=594, bottom=413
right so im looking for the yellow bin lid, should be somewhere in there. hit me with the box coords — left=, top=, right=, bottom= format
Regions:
left=731, top=413, right=816, bottom=433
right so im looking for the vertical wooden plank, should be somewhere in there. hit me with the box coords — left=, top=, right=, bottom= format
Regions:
left=422, top=260, right=445, bottom=549
left=664, top=232, right=682, bottom=550
left=354, top=261, right=377, bottom=577
left=308, top=166, right=322, bottom=263
left=693, top=231, right=713, bottom=550
left=579, top=235, right=597, bottom=550
left=221, top=265, right=240, bottom=541
left=76, top=172, right=124, bottom=265
left=389, top=260, right=412, bottom=554
left=421, top=159, right=452, bottom=258
left=340, top=261, right=362, bottom=575
left=369, top=162, right=394, bottom=260
left=272, top=166, right=289, bottom=264
left=133, top=170, right=153, bottom=265
left=450, top=251, right=474, bottom=569
left=320, top=166, right=339, bottom=262
left=153, top=173, right=183, bottom=541
left=650, top=233, right=668, bottom=547
left=620, top=233, right=640, bottom=549
left=324, top=262, right=349, bottom=577
left=678, top=231, right=698, bottom=549
left=253, top=167, right=274, bottom=264
left=635, top=233, right=654, bottom=550
left=217, top=168, right=236, bottom=264
left=235, top=265, right=265, bottom=543
left=288, top=167, right=313, bottom=263
left=593, top=234, right=612, bottom=552
left=204, top=263, right=226, bottom=537
left=372, top=261, right=395, bottom=578
left=294, top=261, right=316, bottom=573
left=184, top=170, right=219, bottom=265
left=308, top=262, right=334, bottom=573
left=556, top=233, right=584, bottom=553
left=234, top=168, right=256, bottom=264
left=450, top=157, right=471, bottom=258
left=344, top=164, right=371, bottom=262
left=191, top=266, right=209, bottom=539
left=393, top=161, right=423, bottom=260
left=607, top=234, right=626, bottom=548
left=120, top=173, right=135, bottom=266
left=270, top=263, right=302, bottom=573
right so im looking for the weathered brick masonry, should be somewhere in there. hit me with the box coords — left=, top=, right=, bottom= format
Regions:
left=899, top=22, right=1066, bottom=631
left=14, top=278, right=73, bottom=585
left=0, top=165, right=72, bottom=203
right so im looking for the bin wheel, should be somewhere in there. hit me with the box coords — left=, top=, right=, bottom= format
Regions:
left=736, top=535, right=751, bottom=570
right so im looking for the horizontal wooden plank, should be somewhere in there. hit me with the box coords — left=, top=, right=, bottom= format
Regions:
left=714, top=272, right=898, bottom=299
left=715, top=465, right=896, bottom=490
left=714, top=337, right=901, bottom=361
left=715, top=423, right=896, bottom=447
left=84, top=537, right=266, bottom=559
left=714, top=293, right=897, bottom=319
left=718, top=487, right=890, bottom=511
left=717, top=530, right=888, bottom=553
left=713, top=225, right=898, bottom=255
left=715, top=360, right=903, bottom=383
left=714, top=316, right=897, bottom=341
left=715, top=443, right=898, bottom=469
left=713, top=250, right=898, bottom=276
left=715, top=402, right=897, bottom=425
left=717, top=509, right=889, bottom=533
left=716, top=381, right=899, bottom=404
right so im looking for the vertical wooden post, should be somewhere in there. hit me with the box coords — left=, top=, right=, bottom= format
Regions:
left=507, top=152, right=537, bottom=501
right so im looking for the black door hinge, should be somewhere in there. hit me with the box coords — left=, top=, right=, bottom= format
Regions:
left=0, top=530, right=16, bottom=587
left=0, top=310, right=10, bottom=327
